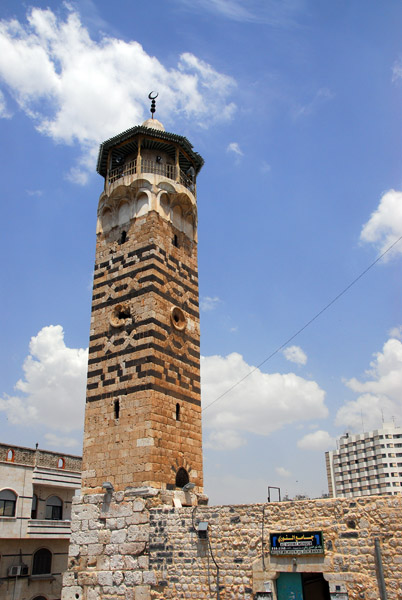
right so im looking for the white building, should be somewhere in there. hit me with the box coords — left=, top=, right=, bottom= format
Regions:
left=326, top=422, right=402, bottom=498
left=0, top=443, right=81, bottom=600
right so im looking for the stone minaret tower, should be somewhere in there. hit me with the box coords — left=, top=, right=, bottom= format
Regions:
left=81, top=106, right=204, bottom=495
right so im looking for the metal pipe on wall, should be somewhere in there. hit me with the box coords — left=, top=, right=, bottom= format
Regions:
left=374, top=537, right=387, bottom=600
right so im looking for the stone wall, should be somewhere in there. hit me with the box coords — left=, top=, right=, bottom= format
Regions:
left=62, top=490, right=402, bottom=600
left=82, top=204, right=203, bottom=494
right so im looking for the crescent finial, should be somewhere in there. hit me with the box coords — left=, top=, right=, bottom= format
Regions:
left=148, top=91, right=158, bottom=118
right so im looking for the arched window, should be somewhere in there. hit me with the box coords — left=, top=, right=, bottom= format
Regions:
left=172, top=205, right=182, bottom=230
left=31, top=494, right=38, bottom=519
left=102, top=208, right=113, bottom=231
left=160, top=193, right=170, bottom=218
left=0, top=489, right=17, bottom=517
left=118, top=202, right=130, bottom=225
left=175, top=467, right=189, bottom=488
left=136, top=193, right=149, bottom=217
left=45, top=496, right=62, bottom=520
left=32, top=548, right=52, bottom=575
left=6, top=449, right=14, bottom=462
left=32, top=596, right=47, bottom=600
left=57, top=457, right=65, bottom=469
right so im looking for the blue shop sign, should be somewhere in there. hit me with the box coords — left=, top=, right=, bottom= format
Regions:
left=270, top=531, right=324, bottom=555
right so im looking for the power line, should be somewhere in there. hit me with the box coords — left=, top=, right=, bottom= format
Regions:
left=202, top=234, right=402, bottom=413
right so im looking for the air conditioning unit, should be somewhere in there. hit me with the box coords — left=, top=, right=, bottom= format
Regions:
left=7, top=564, right=29, bottom=577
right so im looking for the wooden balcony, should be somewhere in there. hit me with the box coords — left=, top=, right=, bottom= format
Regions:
left=108, top=158, right=195, bottom=192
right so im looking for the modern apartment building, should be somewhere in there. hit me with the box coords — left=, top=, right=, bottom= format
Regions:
left=326, top=422, right=402, bottom=498
left=0, top=442, right=81, bottom=600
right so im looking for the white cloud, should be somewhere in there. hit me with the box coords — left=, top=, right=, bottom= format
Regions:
left=392, top=57, right=402, bottom=82
left=0, top=7, right=236, bottom=183
left=297, top=430, right=335, bottom=451
left=204, top=429, right=246, bottom=450
left=261, top=161, right=272, bottom=174
left=26, top=189, right=43, bottom=197
left=0, top=325, right=87, bottom=434
left=227, top=142, right=243, bottom=156
left=276, top=466, right=291, bottom=477
left=176, top=0, right=302, bottom=27
left=200, top=296, right=221, bottom=311
left=201, top=352, right=327, bottom=450
left=0, top=89, right=11, bottom=118
left=204, top=472, right=269, bottom=505
left=44, top=432, right=81, bottom=450
left=293, top=87, right=333, bottom=118
left=336, top=337, right=402, bottom=431
left=283, top=345, right=307, bottom=366
left=360, top=190, right=402, bottom=259
left=389, top=325, right=402, bottom=340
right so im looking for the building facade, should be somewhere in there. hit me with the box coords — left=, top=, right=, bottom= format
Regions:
left=0, top=443, right=81, bottom=600
left=326, top=422, right=402, bottom=498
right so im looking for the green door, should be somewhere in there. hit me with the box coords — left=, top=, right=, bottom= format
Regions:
left=276, top=573, right=304, bottom=600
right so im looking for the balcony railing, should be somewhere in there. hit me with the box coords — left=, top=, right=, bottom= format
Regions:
left=108, top=158, right=195, bottom=192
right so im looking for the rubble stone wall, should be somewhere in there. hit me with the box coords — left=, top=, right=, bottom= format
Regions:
left=62, top=491, right=402, bottom=600
left=0, top=442, right=81, bottom=471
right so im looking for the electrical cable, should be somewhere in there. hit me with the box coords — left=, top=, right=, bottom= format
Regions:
left=202, top=233, right=402, bottom=413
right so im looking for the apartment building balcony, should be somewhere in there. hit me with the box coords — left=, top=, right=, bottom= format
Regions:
left=32, top=466, right=81, bottom=488
left=27, top=519, right=71, bottom=538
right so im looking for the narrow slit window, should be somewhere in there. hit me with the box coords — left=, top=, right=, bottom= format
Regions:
left=114, top=399, right=120, bottom=420
left=176, top=403, right=180, bottom=421
left=120, top=231, right=127, bottom=244
left=173, top=234, right=178, bottom=247
left=31, top=494, right=38, bottom=519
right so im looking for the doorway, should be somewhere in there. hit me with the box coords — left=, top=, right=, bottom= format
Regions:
left=276, top=572, right=330, bottom=600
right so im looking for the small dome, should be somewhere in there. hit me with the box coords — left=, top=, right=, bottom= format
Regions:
left=142, top=118, right=165, bottom=131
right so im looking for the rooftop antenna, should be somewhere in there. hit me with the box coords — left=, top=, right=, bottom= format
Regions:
left=148, top=91, right=158, bottom=119
left=381, top=409, right=385, bottom=424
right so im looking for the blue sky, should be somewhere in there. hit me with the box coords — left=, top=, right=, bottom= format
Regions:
left=0, top=0, right=402, bottom=505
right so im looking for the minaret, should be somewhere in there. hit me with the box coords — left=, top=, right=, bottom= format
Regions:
left=82, top=96, right=204, bottom=495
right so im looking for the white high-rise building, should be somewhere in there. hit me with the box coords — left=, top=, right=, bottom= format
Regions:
left=326, top=422, right=402, bottom=497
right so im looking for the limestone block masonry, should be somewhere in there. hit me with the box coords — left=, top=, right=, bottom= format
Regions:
left=62, top=491, right=402, bottom=600
left=81, top=120, right=205, bottom=495
left=83, top=211, right=203, bottom=492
